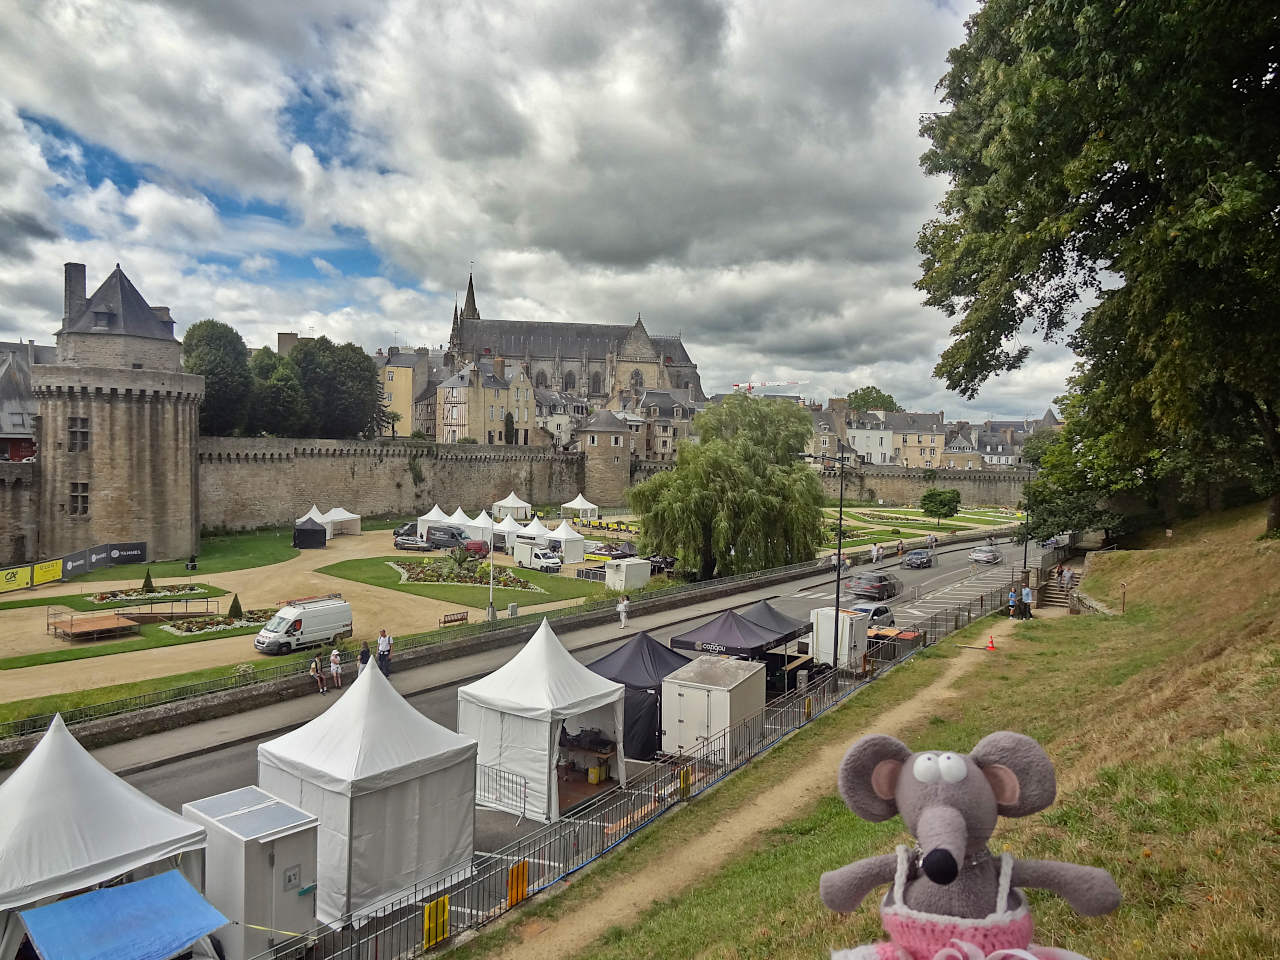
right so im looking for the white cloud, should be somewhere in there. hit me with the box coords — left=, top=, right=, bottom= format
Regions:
left=311, top=256, right=342, bottom=278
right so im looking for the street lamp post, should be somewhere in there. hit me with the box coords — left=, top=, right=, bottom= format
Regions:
left=487, top=522, right=496, bottom=622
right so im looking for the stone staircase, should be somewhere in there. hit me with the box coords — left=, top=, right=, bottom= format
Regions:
left=1038, top=580, right=1073, bottom=608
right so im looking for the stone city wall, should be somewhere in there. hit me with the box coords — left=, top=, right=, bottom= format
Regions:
left=198, top=438, right=586, bottom=531
left=832, top=465, right=1032, bottom=508
left=0, top=462, right=38, bottom=565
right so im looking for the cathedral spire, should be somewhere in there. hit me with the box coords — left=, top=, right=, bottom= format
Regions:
left=461, top=272, right=480, bottom=320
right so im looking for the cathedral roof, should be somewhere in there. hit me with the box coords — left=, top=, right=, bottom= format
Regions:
left=651, top=336, right=692, bottom=365
left=461, top=273, right=481, bottom=320
left=460, top=318, right=636, bottom=362
left=61, top=265, right=177, bottom=341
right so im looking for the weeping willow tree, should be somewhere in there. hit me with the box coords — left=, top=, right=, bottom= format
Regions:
left=630, top=394, right=824, bottom=579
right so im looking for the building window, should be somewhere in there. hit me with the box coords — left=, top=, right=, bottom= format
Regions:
left=589, top=435, right=597, bottom=446
left=821, top=437, right=829, bottom=448
left=614, top=455, right=620, bottom=464
left=590, top=372, right=602, bottom=394
left=489, top=405, right=495, bottom=420
left=69, top=482, right=89, bottom=515
left=630, top=369, right=644, bottom=391
left=564, top=371, right=577, bottom=391
left=387, top=370, right=394, bottom=381
left=386, top=391, right=393, bottom=403
left=488, top=431, right=494, bottom=444
left=68, top=417, right=89, bottom=452
left=611, top=435, right=622, bottom=446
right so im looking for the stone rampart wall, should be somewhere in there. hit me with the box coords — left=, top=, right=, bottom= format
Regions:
left=0, top=462, right=38, bottom=565
left=839, top=466, right=1031, bottom=508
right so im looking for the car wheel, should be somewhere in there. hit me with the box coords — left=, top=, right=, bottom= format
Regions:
left=279, top=643, right=292, bottom=655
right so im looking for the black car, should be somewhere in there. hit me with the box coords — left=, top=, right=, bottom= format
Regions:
left=846, top=571, right=902, bottom=600
left=902, top=549, right=933, bottom=569
left=393, top=521, right=418, bottom=538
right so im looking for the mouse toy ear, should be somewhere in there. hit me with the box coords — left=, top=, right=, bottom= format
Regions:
left=838, top=734, right=912, bottom=822
left=970, top=731, right=1057, bottom=817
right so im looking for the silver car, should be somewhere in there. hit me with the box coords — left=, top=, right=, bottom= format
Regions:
left=967, top=545, right=1002, bottom=564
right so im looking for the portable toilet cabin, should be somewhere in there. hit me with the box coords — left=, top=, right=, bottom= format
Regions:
left=605, top=557, right=650, bottom=592
left=809, top=608, right=871, bottom=670
left=660, top=656, right=765, bottom=759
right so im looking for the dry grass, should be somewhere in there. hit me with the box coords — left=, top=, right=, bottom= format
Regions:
left=455, top=503, right=1280, bottom=960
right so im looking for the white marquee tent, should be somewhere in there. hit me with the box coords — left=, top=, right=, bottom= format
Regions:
left=297, top=504, right=333, bottom=539
left=258, top=664, right=477, bottom=926
left=492, top=491, right=532, bottom=520
left=457, top=619, right=626, bottom=822
left=447, top=507, right=471, bottom=527
left=466, top=511, right=495, bottom=543
left=519, top=516, right=552, bottom=545
left=321, top=507, right=362, bottom=537
left=547, top=520, right=586, bottom=564
left=493, top=514, right=524, bottom=546
left=0, top=716, right=206, bottom=958
left=417, top=504, right=449, bottom=537
left=561, top=494, right=598, bottom=521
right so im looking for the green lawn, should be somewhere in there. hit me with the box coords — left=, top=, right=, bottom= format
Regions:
left=0, top=620, right=262, bottom=671
left=69, top=529, right=300, bottom=582
left=315, top=557, right=606, bottom=610
left=0, top=584, right=226, bottom=612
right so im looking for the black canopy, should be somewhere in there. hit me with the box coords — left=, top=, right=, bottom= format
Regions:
left=292, top=517, right=327, bottom=549
left=669, top=610, right=780, bottom=658
left=588, top=632, right=690, bottom=761
left=737, top=600, right=811, bottom=643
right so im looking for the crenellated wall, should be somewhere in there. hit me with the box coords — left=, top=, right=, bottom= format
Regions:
left=0, top=462, right=38, bottom=565
left=197, top=438, right=586, bottom=531
left=843, top=465, right=1031, bottom=508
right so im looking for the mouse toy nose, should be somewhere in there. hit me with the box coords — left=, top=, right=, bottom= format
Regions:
left=922, top=848, right=959, bottom=885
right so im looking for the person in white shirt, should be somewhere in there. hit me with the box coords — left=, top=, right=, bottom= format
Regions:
left=329, top=648, right=343, bottom=688
left=616, top=595, right=630, bottom=629
left=376, top=629, right=393, bottom=675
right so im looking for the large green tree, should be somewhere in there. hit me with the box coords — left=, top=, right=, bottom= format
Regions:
left=920, top=488, right=962, bottom=526
left=247, top=363, right=309, bottom=437
left=918, top=0, right=1280, bottom=529
left=183, top=319, right=251, bottom=435
left=845, top=385, right=902, bottom=413
left=290, top=337, right=386, bottom=438
left=630, top=394, right=824, bottom=579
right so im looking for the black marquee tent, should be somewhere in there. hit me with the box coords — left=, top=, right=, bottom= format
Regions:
left=587, top=632, right=690, bottom=760
left=737, top=600, right=811, bottom=644
left=669, top=609, right=781, bottom=659
left=292, top=517, right=328, bottom=550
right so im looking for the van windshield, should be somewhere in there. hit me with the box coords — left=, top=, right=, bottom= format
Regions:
left=264, top=614, right=288, bottom=632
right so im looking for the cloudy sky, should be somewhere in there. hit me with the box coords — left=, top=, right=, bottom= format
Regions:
left=0, top=0, right=1072, bottom=420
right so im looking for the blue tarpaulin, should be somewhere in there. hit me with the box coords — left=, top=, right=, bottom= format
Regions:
left=20, top=871, right=226, bottom=960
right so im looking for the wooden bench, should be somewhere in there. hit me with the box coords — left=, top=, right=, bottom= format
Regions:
left=439, top=610, right=469, bottom=628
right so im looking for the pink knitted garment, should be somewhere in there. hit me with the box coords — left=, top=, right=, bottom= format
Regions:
left=880, top=911, right=1035, bottom=959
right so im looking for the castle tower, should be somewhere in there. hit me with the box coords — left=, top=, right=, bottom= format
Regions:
left=32, top=263, right=204, bottom=560
left=575, top=409, right=631, bottom=507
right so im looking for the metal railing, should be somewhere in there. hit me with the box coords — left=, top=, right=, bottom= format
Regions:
left=248, top=575, right=1021, bottom=960
left=476, top=763, right=528, bottom=822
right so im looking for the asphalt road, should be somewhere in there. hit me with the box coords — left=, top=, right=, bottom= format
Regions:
left=124, top=537, right=1037, bottom=814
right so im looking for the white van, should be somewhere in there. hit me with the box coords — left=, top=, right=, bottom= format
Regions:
left=512, top=542, right=562, bottom=573
left=254, top=594, right=353, bottom=655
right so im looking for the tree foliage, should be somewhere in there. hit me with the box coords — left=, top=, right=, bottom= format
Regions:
left=630, top=394, right=823, bottom=579
left=247, top=362, right=309, bottom=437
left=919, top=0, right=1280, bottom=528
left=503, top=412, right=515, bottom=444
left=1019, top=430, right=1057, bottom=467
left=920, top=488, right=962, bottom=526
left=183, top=319, right=251, bottom=435
left=289, top=337, right=387, bottom=439
left=845, top=385, right=902, bottom=413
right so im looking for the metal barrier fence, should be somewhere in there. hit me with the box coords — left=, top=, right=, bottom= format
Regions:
left=248, top=572, right=1025, bottom=960
left=476, top=763, right=529, bottom=822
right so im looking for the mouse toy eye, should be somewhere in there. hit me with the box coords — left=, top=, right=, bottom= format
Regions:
left=913, top=753, right=941, bottom=783
left=938, top=752, right=968, bottom=783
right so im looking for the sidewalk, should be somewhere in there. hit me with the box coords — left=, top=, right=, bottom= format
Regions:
left=88, top=568, right=840, bottom=777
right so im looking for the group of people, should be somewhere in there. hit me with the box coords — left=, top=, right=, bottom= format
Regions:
left=1056, top=563, right=1074, bottom=592
left=309, top=628, right=395, bottom=695
left=1008, top=584, right=1035, bottom=620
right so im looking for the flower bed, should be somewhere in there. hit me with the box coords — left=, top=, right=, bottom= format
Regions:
left=160, top=609, right=275, bottom=635
left=90, top=584, right=209, bottom=604
left=390, top=559, right=547, bottom=593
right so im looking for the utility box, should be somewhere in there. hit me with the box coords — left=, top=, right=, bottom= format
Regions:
left=661, top=656, right=765, bottom=758
left=809, top=608, right=870, bottom=669
left=183, top=786, right=319, bottom=960
left=605, top=557, right=651, bottom=592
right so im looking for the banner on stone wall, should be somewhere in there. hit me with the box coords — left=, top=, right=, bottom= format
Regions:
left=32, top=559, right=63, bottom=585
left=0, top=565, right=32, bottom=594
left=108, top=542, right=148, bottom=564
left=62, top=549, right=89, bottom=578
left=85, top=544, right=112, bottom=572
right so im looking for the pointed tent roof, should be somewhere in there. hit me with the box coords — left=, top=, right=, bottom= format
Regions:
left=457, top=619, right=623, bottom=721
left=297, top=504, right=329, bottom=526
left=547, top=520, right=585, bottom=543
left=0, top=716, right=206, bottom=911
left=460, top=273, right=481, bottom=320
left=738, top=599, right=810, bottom=640
left=588, top=632, right=690, bottom=690
left=523, top=516, right=552, bottom=537
left=669, top=609, right=781, bottom=657
left=468, top=511, right=495, bottom=538
left=420, top=504, right=449, bottom=524
left=295, top=517, right=327, bottom=532
left=258, top=661, right=476, bottom=796
left=562, top=493, right=596, bottom=511
left=494, top=514, right=524, bottom=535
left=448, top=507, right=470, bottom=525
left=494, top=491, right=531, bottom=510
left=62, top=265, right=176, bottom=341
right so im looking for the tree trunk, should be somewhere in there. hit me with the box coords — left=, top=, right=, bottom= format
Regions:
left=700, top=524, right=717, bottom=580
left=1269, top=491, right=1280, bottom=534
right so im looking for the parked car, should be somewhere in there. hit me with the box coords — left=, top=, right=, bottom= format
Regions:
left=393, top=521, right=418, bottom=538
left=848, top=601, right=895, bottom=627
left=393, top=535, right=432, bottom=552
left=846, top=571, right=902, bottom=600
left=423, top=525, right=489, bottom=556
left=902, top=549, right=933, bottom=569
left=968, top=545, right=1002, bottom=564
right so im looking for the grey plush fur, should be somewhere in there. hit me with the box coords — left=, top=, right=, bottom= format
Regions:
left=820, top=731, right=1121, bottom=920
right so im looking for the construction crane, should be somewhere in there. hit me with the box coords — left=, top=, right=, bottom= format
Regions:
left=731, top=379, right=808, bottom=394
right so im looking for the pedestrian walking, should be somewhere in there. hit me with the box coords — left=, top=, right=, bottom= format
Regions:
left=1008, top=588, right=1017, bottom=620
left=1021, top=584, right=1034, bottom=620
left=376, top=629, right=393, bottom=676
left=1062, top=568, right=1074, bottom=592
left=329, top=647, right=343, bottom=688
left=309, top=653, right=327, bottom=695
left=358, top=640, right=371, bottom=676
left=896, top=540, right=904, bottom=558
left=616, top=594, right=630, bottom=629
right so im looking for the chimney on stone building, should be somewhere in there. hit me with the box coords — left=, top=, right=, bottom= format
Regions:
left=494, top=356, right=505, bottom=379
left=63, top=263, right=87, bottom=323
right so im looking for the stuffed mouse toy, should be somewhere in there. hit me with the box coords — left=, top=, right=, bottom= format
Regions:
left=820, top=731, right=1121, bottom=960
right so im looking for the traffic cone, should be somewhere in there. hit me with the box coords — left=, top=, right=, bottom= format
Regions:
left=986, top=636, right=997, bottom=651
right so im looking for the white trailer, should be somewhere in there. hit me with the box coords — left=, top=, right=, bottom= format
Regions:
left=661, top=656, right=765, bottom=757
left=809, top=607, right=871, bottom=669
left=605, top=557, right=650, bottom=592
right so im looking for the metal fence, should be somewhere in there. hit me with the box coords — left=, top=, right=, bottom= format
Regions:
left=476, top=763, right=529, bottom=822
left=248, top=571, right=1027, bottom=960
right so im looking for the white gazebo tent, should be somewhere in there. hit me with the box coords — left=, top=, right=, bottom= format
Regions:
left=0, top=716, right=206, bottom=959
left=297, top=504, right=333, bottom=539
left=417, top=504, right=449, bottom=537
left=547, top=520, right=586, bottom=564
left=321, top=507, right=362, bottom=537
left=466, top=510, right=495, bottom=543
left=493, top=513, right=524, bottom=549
left=492, top=491, right=532, bottom=520
left=519, top=516, right=552, bottom=545
left=447, top=507, right=471, bottom=527
left=258, top=664, right=477, bottom=926
left=561, top=493, right=599, bottom=522
left=457, top=619, right=626, bottom=822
